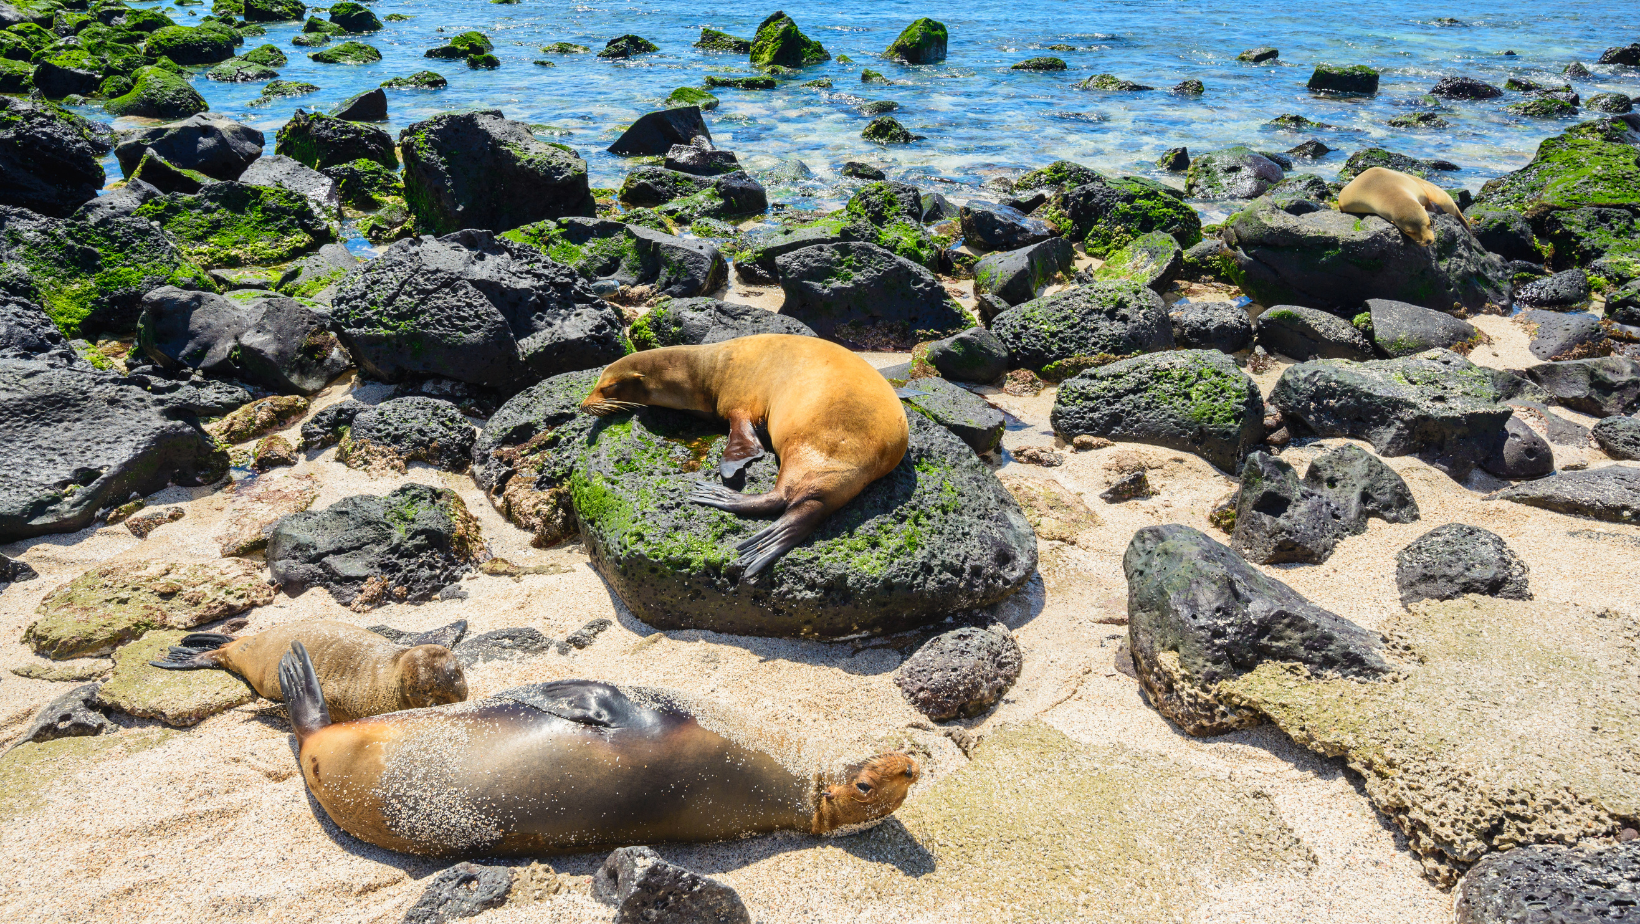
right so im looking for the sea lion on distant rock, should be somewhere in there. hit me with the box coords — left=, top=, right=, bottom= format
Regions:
left=1338, top=166, right=1471, bottom=246
left=581, top=334, right=910, bottom=575
left=151, top=619, right=468, bottom=722
left=277, top=644, right=919, bottom=855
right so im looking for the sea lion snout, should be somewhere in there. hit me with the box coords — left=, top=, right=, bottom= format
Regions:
left=814, top=752, right=921, bottom=834
left=582, top=365, right=650, bottom=416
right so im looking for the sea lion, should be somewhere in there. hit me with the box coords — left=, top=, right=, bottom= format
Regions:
left=580, top=334, right=910, bottom=576
left=277, top=643, right=920, bottom=856
left=151, top=619, right=468, bottom=722
left=1337, top=166, right=1471, bottom=246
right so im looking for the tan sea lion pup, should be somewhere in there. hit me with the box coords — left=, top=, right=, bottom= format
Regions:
left=1337, top=166, right=1471, bottom=246
left=277, top=645, right=920, bottom=856
left=151, top=619, right=468, bottom=722
left=581, top=333, right=909, bottom=575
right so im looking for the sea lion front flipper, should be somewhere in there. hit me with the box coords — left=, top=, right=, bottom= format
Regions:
left=494, top=680, right=649, bottom=728
left=734, top=498, right=827, bottom=577
left=719, top=413, right=766, bottom=480
left=278, top=641, right=332, bottom=743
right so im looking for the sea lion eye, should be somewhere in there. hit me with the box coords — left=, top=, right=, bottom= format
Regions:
left=856, top=781, right=873, bottom=794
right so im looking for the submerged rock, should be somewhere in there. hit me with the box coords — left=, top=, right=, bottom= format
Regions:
left=883, top=17, right=947, bottom=64
left=607, top=106, right=712, bottom=157
left=895, top=625, right=1022, bottom=721
left=402, top=109, right=596, bottom=234
left=749, top=11, right=828, bottom=68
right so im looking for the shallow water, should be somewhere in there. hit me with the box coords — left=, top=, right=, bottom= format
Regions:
left=91, top=0, right=1640, bottom=216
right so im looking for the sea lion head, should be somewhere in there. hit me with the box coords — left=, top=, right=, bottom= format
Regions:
left=813, top=752, right=920, bottom=835
left=582, top=349, right=715, bottom=417
left=582, top=354, right=661, bottom=417
left=397, top=645, right=469, bottom=709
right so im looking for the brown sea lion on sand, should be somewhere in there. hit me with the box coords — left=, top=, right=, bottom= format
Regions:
left=277, top=644, right=920, bottom=856
left=151, top=619, right=467, bottom=722
left=580, top=334, right=910, bottom=576
left=1337, top=166, right=1471, bottom=246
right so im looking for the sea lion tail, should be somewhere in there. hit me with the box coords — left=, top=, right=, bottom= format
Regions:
left=147, top=632, right=236, bottom=670
left=278, top=641, right=333, bottom=742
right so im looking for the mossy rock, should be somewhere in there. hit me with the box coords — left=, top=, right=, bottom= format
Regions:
left=883, top=17, right=947, bottom=64
left=142, top=24, right=236, bottom=65
left=134, top=182, right=333, bottom=269
left=251, top=79, right=319, bottom=105
left=694, top=27, right=749, bottom=53
left=274, top=109, right=395, bottom=170
left=565, top=407, right=1035, bottom=638
left=238, top=43, right=286, bottom=66
left=1090, top=229, right=1183, bottom=291
left=862, top=115, right=913, bottom=143
left=24, top=559, right=274, bottom=660
left=466, top=52, right=500, bottom=69
left=104, top=65, right=206, bottom=118
left=666, top=86, right=718, bottom=110
left=1507, top=97, right=1578, bottom=118
left=242, top=0, right=305, bottom=22
left=323, top=157, right=401, bottom=209
left=540, top=41, right=588, bottom=54
left=381, top=70, right=446, bottom=89
left=309, top=40, right=380, bottom=64
left=1052, top=173, right=1202, bottom=258
left=703, top=75, right=774, bottom=90
left=99, top=629, right=255, bottom=726
left=205, top=58, right=278, bottom=82
left=0, top=57, right=30, bottom=93
left=327, top=0, right=380, bottom=33
left=1308, top=63, right=1379, bottom=94
left=1011, top=57, right=1066, bottom=71
left=990, top=281, right=1173, bottom=374
left=749, top=11, right=827, bottom=68
left=1476, top=132, right=1640, bottom=217
left=597, top=33, right=658, bottom=59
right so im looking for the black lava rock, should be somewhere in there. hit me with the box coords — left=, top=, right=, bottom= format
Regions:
left=1455, top=840, right=1640, bottom=924
left=1366, top=298, right=1480, bottom=357
left=1430, top=75, right=1503, bottom=99
left=402, top=862, right=513, bottom=924
left=1394, top=523, right=1530, bottom=607
left=664, top=143, right=740, bottom=176
left=1230, top=451, right=1348, bottom=564
left=1467, top=207, right=1542, bottom=263
left=238, top=155, right=343, bottom=212
left=346, top=397, right=475, bottom=472
left=632, top=297, right=815, bottom=348
left=1185, top=146, right=1285, bottom=199
left=1489, top=465, right=1640, bottom=523
left=453, top=627, right=555, bottom=665
left=1168, top=300, right=1253, bottom=353
left=607, top=106, right=712, bottom=157
left=592, top=847, right=750, bottom=924
left=332, top=87, right=387, bottom=122
left=10, top=683, right=112, bottom=748
left=894, top=625, right=1023, bottom=721
left=302, top=400, right=363, bottom=449
left=115, top=114, right=264, bottom=181
left=617, top=167, right=768, bottom=218
left=1124, top=524, right=1392, bottom=735
left=274, top=110, right=396, bottom=171
left=0, top=97, right=106, bottom=217
left=1255, top=305, right=1374, bottom=361
left=774, top=241, right=967, bottom=345
left=924, top=327, right=1011, bottom=384
left=137, top=287, right=351, bottom=394
left=401, top=109, right=596, bottom=234
left=266, top=483, right=483, bottom=606
left=1525, top=356, right=1640, bottom=416
left=1516, top=269, right=1591, bottom=311
left=1302, top=443, right=1420, bottom=527
left=897, top=375, right=1006, bottom=454
left=972, top=237, right=1075, bottom=306
left=508, top=217, right=727, bottom=299
left=0, top=296, right=86, bottom=368
left=991, top=282, right=1174, bottom=375
left=1524, top=309, right=1607, bottom=361
left=1593, top=415, right=1640, bottom=460
left=958, top=200, right=1053, bottom=251
left=1, top=552, right=39, bottom=585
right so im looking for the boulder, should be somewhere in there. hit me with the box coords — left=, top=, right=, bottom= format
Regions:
left=266, top=483, right=484, bottom=607
left=617, top=167, right=767, bottom=221
left=402, top=110, right=596, bottom=234
left=607, top=106, right=712, bottom=157
left=664, top=143, right=739, bottom=176
left=958, top=200, right=1052, bottom=251
left=1431, top=76, right=1503, bottom=99
left=1456, top=842, right=1640, bottom=924
left=0, top=360, right=227, bottom=542
left=1488, top=465, right=1640, bottom=522
left=1303, top=442, right=1420, bottom=525
left=1336, top=148, right=1448, bottom=184
left=503, top=217, right=726, bottom=298
left=1124, top=524, right=1392, bottom=736
left=132, top=182, right=332, bottom=270
left=924, top=327, right=1010, bottom=384
left=467, top=369, right=601, bottom=547
left=627, top=297, right=814, bottom=349
left=1524, top=355, right=1640, bottom=416
left=244, top=0, right=305, bottom=21
left=774, top=241, right=968, bottom=346
left=115, top=114, right=264, bottom=182
left=402, top=863, right=513, bottom=924
left=972, top=238, right=1074, bottom=306
left=0, top=98, right=105, bottom=218
left=308, top=40, right=381, bottom=65
left=1050, top=349, right=1262, bottom=472
left=592, top=847, right=750, bottom=924
left=1238, top=47, right=1278, bottom=63
left=1517, top=268, right=1591, bottom=311
left=1255, top=305, right=1374, bottom=360
left=567, top=407, right=1036, bottom=638
left=24, top=559, right=272, bottom=659
left=340, top=397, right=474, bottom=473
left=1167, top=300, right=1253, bottom=353
left=1230, top=451, right=1347, bottom=564
left=1307, top=63, right=1379, bottom=94
left=1593, top=415, right=1640, bottom=459
left=274, top=110, right=396, bottom=171
left=1599, top=43, right=1640, bottom=65
left=143, top=25, right=237, bottom=66
left=991, top=282, right=1173, bottom=375
left=329, top=230, right=626, bottom=391
left=1053, top=173, right=1203, bottom=257
left=1467, top=207, right=1544, bottom=263
left=104, top=66, right=208, bottom=120
left=275, top=242, right=359, bottom=301
left=332, top=87, right=386, bottom=121
left=1084, top=230, right=1182, bottom=292
left=212, top=394, right=309, bottom=444
left=1223, top=195, right=1512, bottom=314
left=1394, top=523, right=1530, bottom=607
left=1366, top=298, right=1480, bottom=357
left=0, top=296, right=84, bottom=367
left=1474, top=130, right=1640, bottom=268
left=748, top=11, right=828, bottom=68
left=237, top=154, right=341, bottom=211
left=328, top=0, right=379, bottom=33
left=884, top=17, right=947, bottom=65
left=694, top=28, right=750, bottom=53
left=895, top=625, right=1021, bottom=721
left=1185, top=146, right=1284, bottom=199
left=896, top=375, right=1006, bottom=454
left=1524, top=309, right=1607, bottom=361
left=1587, top=92, right=1635, bottom=114
left=597, top=34, right=657, bottom=59
left=732, top=216, right=866, bottom=282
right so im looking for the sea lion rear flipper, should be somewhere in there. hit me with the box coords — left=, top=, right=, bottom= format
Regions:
left=278, top=641, right=332, bottom=742
left=689, top=482, right=787, bottom=516
left=719, top=414, right=765, bottom=480
left=147, top=631, right=236, bottom=670
left=407, top=619, right=468, bottom=649
left=734, top=499, right=827, bottom=577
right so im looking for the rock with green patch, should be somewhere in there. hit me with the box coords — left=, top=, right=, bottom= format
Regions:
left=732, top=213, right=868, bottom=282
left=973, top=237, right=1074, bottom=306
left=862, top=115, right=914, bottom=144
left=666, top=86, right=718, bottom=110
left=1537, top=206, right=1640, bottom=271
left=1086, top=230, right=1181, bottom=291
left=1186, top=146, right=1284, bottom=199
left=309, top=40, right=379, bottom=64
left=381, top=70, right=446, bottom=89
left=1307, top=63, right=1379, bottom=95
left=1051, top=172, right=1202, bottom=258
left=274, top=241, right=357, bottom=303
left=99, top=629, right=255, bottom=725
left=104, top=65, right=206, bottom=119
left=1337, top=147, right=1448, bottom=183
left=1050, top=349, right=1260, bottom=472
left=703, top=74, right=774, bottom=90
left=321, top=157, right=399, bottom=209
left=774, top=240, right=967, bottom=346
left=598, top=34, right=657, bottom=59
left=206, top=58, right=277, bottom=82
left=275, top=109, right=395, bottom=170
left=24, top=558, right=272, bottom=660
left=1012, top=56, right=1065, bottom=72
left=401, top=109, right=595, bottom=235
left=1508, top=96, right=1578, bottom=118
left=341, top=396, right=474, bottom=473
left=138, top=285, right=350, bottom=392
left=991, top=281, right=1173, bottom=375
left=883, top=17, right=946, bottom=65
left=327, top=0, right=378, bottom=33
left=143, top=24, right=236, bottom=65
left=749, top=11, right=827, bottom=68
left=134, top=182, right=332, bottom=269
left=114, top=114, right=265, bottom=183
left=617, top=166, right=767, bottom=221
left=924, top=327, right=1009, bottom=384
left=1255, top=304, right=1373, bottom=360
left=895, top=374, right=1005, bottom=454
left=503, top=216, right=725, bottom=297
left=627, top=296, right=814, bottom=350
left=841, top=180, right=939, bottom=269
left=425, top=30, right=491, bottom=59
left=1075, top=73, right=1152, bottom=91
left=1366, top=297, right=1480, bottom=357
left=0, top=97, right=107, bottom=217
left=1388, top=111, right=1448, bottom=129
left=242, top=0, right=304, bottom=21
left=608, top=106, right=712, bottom=157
left=251, top=79, right=319, bottom=105
left=267, top=482, right=484, bottom=606
left=540, top=41, right=587, bottom=54
left=1222, top=195, right=1511, bottom=313
left=694, top=27, right=749, bottom=53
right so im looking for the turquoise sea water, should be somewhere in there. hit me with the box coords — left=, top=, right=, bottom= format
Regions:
left=94, top=0, right=1640, bottom=217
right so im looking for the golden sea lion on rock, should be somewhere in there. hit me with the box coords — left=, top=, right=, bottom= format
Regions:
left=277, top=644, right=919, bottom=856
left=150, top=619, right=468, bottom=722
left=1337, top=166, right=1471, bottom=246
left=580, top=334, right=910, bottom=575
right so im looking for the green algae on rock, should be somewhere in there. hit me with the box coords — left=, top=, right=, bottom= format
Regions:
left=104, top=65, right=206, bottom=119
left=142, top=24, right=237, bottom=65
left=749, top=11, right=827, bottom=68
left=1090, top=229, right=1183, bottom=291
left=134, top=182, right=333, bottom=269
left=862, top=115, right=913, bottom=143
left=99, top=629, right=255, bottom=726
left=597, top=33, right=658, bottom=59
left=883, top=17, right=947, bottom=64
left=1048, top=172, right=1202, bottom=258
left=381, top=70, right=446, bottom=89
left=666, top=86, right=719, bottom=110
left=694, top=27, right=750, bottom=53
left=309, top=40, right=380, bottom=64
left=1307, top=63, right=1379, bottom=94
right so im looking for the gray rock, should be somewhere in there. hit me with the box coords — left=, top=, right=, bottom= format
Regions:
left=114, top=114, right=264, bottom=181
left=1454, top=841, right=1640, bottom=924
left=732, top=219, right=866, bottom=283
left=664, top=143, right=740, bottom=176
left=606, top=106, right=713, bottom=157
left=633, top=297, right=815, bottom=348
left=346, top=397, right=475, bottom=472
left=236, top=154, right=341, bottom=211
left=9, top=683, right=112, bottom=750
left=1054, top=173, right=1203, bottom=259
left=275, top=242, right=359, bottom=303
left=1168, top=300, right=1253, bottom=353
left=400, top=110, right=596, bottom=235
left=266, top=483, right=482, bottom=606
left=0, top=296, right=86, bottom=368
left=1, top=552, right=38, bottom=585
left=924, top=327, right=1010, bottom=384
left=1524, top=356, right=1640, bottom=416
left=1496, top=412, right=1557, bottom=479
left=1367, top=298, right=1480, bottom=357
left=332, top=88, right=386, bottom=122
left=301, top=400, right=363, bottom=450
left=1124, top=524, right=1393, bottom=735
left=402, top=862, right=513, bottom=924
left=1593, top=416, right=1640, bottom=460
left=1524, top=309, right=1607, bottom=361
left=1430, top=75, right=1503, bottom=99
left=0, top=97, right=107, bottom=217
left=1609, top=280, right=1640, bottom=326
left=592, top=847, right=750, bottom=924
left=1230, top=451, right=1347, bottom=564
left=1467, top=207, right=1542, bottom=263
left=0, top=360, right=226, bottom=542
left=973, top=238, right=1074, bottom=306
left=775, top=241, right=967, bottom=345
left=453, top=627, right=555, bottom=665
left=897, top=376, right=1006, bottom=454
left=958, top=200, right=1052, bottom=251
left=1223, top=196, right=1511, bottom=314
left=991, top=282, right=1174, bottom=375
left=1255, top=305, right=1374, bottom=361
left=1395, top=523, right=1530, bottom=607
left=469, top=368, right=602, bottom=496
left=921, top=190, right=958, bottom=222
left=1516, top=268, right=1591, bottom=311
left=1185, top=146, right=1285, bottom=199
left=1303, top=443, right=1420, bottom=527
left=1488, top=465, right=1640, bottom=523
left=894, top=625, right=1023, bottom=721
left=1508, top=401, right=1591, bottom=446
left=510, top=217, right=727, bottom=299
left=137, top=287, right=350, bottom=394
left=1587, top=92, right=1635, bottom=114
left=618, top=167, right=768, bottom=219
left=1079, top=230, right=1182, bottom=292
left=841, top=161, right=885, bottom=181
left=330, top=230, right=626, bottom=392
left=1050, top=350, right=1262, bottom=472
